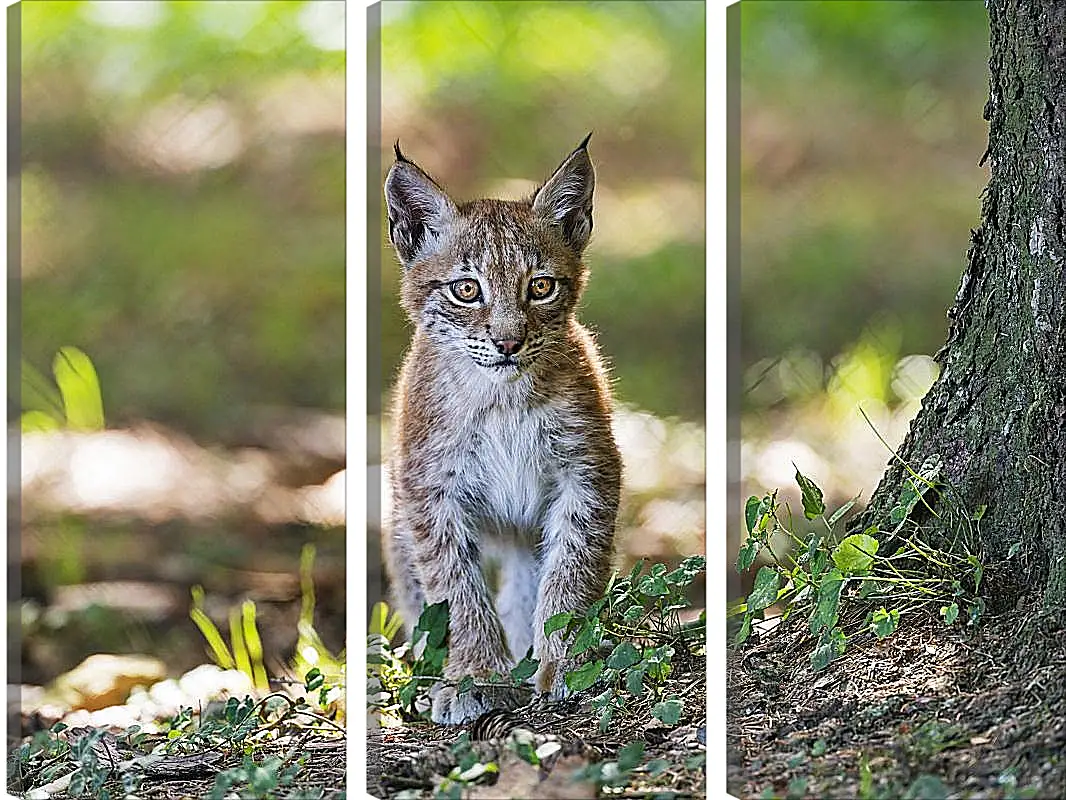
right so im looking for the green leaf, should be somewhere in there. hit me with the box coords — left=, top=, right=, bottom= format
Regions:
left=890, top=455, right=942, bottom=525
left=805, top=530, right=822, bottom=561
left=736, top=537, right=760, bottom=573
left=831, top=533, right=879, bottom=574
left=638, top=574, right=670, bottom=596
left=967, top=555, right=984, bottom=592
left=734, top=612, right=753, bottom=645
left=809, top=569, right=844, bottom=634
left=747, top=566, right=780, bottom=611
left=793, top=465, right=826, bottom=520
left=510, top=654, right=538, bottom=684
left=414, top=601, right=449, bottom=648
left=940, top=602, right=959, bottom=625
left=810, top=549, right=828, bottom=580
left=869, top=607, right=900, bottom=638
left=564, top=660, right=604, bottom=693
left=651, top=698, right=682, bottom=725
left=21, top=410, right=61, bottom=433
left=598, top=706, right=614, bottom=733
left=679, top=554, right=706, bottom=574
left=457, top=676, right=474, bottom=694
left=304, top=668, right=324, bottom=692
left=625, top=667, right=645, bottom=695
left=622, top=605, right=644, bottom=623
left=787, top=777, right=809, bottom=799
left=744, top=495, right=762, bottom=534
left=53, top=346, right=105, bottom=431
left=628, top=559, right=645, bottom=582
left=646, top=759, right=670, bottom=776
left=826, top=494, right=860, bottom=528
left=544, top=612, right=572, bottom=637
left=858, top=579, right=881, bottom=599
left=809, top=626, right=846, bottom=671
left=615, top=740, right=645, bottom=772
left=568, top=620, right=602, bottom=657
left=606, top=641, right=641, bottom=670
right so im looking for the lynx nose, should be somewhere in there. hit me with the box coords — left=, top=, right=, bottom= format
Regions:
left=493, top=337, right=524, bottom=356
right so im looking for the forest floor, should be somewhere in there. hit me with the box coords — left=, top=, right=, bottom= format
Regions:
left=727, top=603, right=1066, bottom=799
left=367, top=646, right=707, bottom=799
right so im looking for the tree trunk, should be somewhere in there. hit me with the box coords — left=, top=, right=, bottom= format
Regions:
left=857, top=0, right=1066, bottom=606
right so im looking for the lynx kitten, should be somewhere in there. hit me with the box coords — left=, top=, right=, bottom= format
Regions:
left=383, top=136, right=621, bottom=725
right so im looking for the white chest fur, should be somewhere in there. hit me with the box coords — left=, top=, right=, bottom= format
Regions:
left=461, top=402, right=552, bottom=534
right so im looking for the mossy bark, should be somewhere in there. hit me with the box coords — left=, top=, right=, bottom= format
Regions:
left=856, top=0, right=1066, bottom=606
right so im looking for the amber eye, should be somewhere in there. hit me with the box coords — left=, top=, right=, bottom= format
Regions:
left=528, top=276, right=556, bottom=301
left=449, top=279, right=482, bottom=304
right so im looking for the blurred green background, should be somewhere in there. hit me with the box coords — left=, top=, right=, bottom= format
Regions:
left=15, top=1, right=345, bottom=695
left=736, top=1, right=990, bottom=597
left=371, top=1, right=708, bottom=611
left=20, top=0, right=345, bottom=440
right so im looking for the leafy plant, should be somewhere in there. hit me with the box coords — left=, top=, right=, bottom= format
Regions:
left=189, top=585, right=270, bottom=692
left=542, top=555, right=704, bottom=732
left=290, top=544, right=346, bottom=716
left=207, top=754, right=303, bottom=800
left=368, top=555, right=706, bottom=735
left=22, top=346, right=105, bottom=432
left=191, top=543, right=344, bottom=714
left=732, top=455, right=987, bottom=670
left=575, top=739, right=647, bottom=789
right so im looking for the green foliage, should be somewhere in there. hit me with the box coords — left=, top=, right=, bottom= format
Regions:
left=367, top=554, right=705, bottom=799
left=291, top=544, right=346, bottom=709
left=368, top=600, right=404, bottom=642
left=367, top=600, right=452, bottom=723
left=548, top=556, right=703, bottom=733
left=189, top=585, right=268, bottom=692
left=575, top=740, right=647, bottom=789
left=740, top=3, right=989, bottom=382
left=207, top=754, right=303, bottom=800
left=192, top=544, right=343, bottom=709
left=733, top=462, right=986, bottom=669
left=9, top=687, right=344, bottom=800
left=21, top=346, right=105, bottom=432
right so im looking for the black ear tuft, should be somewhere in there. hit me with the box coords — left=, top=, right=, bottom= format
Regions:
left=532, top=142, right=596, bottom=254
left=384, top=152, right=456, bottom=267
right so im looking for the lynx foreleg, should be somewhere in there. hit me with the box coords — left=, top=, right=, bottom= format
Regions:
left=382, top=518, right=425, bottom=641
left=407, top=496, right=522, bottom=724
left=533, top=482, right=616, bottom=698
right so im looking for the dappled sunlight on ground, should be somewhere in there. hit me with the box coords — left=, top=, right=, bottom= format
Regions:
left=20, top=420, right=345, bottom=527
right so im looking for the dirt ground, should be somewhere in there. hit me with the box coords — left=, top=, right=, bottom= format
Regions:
left=726, top=602, right=1066, bottom=799
left=368, top=645, right=708, bottom=799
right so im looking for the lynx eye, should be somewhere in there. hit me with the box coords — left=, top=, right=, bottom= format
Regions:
left=528, top=276, right=557, bottom=301
left=448, top=278, right=482, bottom=304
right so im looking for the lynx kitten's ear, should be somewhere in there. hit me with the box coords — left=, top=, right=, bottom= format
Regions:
left=384, top=143, right=457, bottom=267
left=532, top=134, right=595, bottom=254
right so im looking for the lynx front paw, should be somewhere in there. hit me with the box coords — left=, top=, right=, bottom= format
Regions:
left=430, top=681, right=529, bottom=726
